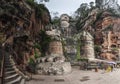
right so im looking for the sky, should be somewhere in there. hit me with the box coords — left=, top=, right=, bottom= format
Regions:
left=44, top=0, right=120, bottom=17
left=45, top=0, right=94, bottom=17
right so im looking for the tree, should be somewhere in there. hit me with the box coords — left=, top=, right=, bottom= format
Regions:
left=34, top=0, right=49, bottom=4
left=51, top=12, right=60, bottom=25
left=39, top=0, right=49, bottom=2
left=75, top=3, right=89, bottom=18
left=0, top=0, right=51, bottom=69
left=90, top=2, right=94, bottom=7
left=89, top=2, right=95, bottom=10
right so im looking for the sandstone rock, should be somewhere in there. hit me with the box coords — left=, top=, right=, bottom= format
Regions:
left=36, top=62, right=71, bottom=75
left=48, top=41, right=63, bottom=55
left=36, top=54, right=65, bottom=63
left=41, top=57, right=46, bottom=63
left=80, top=31, right=95, bottom=60
left=46, top=57, right=54, bottom=62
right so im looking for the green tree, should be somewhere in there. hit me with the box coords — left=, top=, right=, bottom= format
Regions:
left=75, top=3, right=89, bottom=19
left=39, top=31, right=51, bottom=56
left=75, top=3, right=90, bottom=31
left=76, top=40, right=81, bottom=60
left=89, top=2, right=94, bottom=8
left=26, top=0, right=51, bottom=24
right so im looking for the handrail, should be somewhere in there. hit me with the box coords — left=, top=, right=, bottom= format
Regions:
left=0, top=48, right=5, bottom=84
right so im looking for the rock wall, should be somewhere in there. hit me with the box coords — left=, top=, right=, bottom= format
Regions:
left=94, top=11, right=120, bottom=60
left=35, top=25, right=72, bottom=75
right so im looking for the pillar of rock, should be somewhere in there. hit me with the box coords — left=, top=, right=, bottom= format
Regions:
left=80, top=31, right=95, bottom=60
left=48, top=41, right=63, bottom=55
left=35, top=25, right=71, bottom=75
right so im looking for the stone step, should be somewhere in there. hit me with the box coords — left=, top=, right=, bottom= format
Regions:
left=5, top=70, right=16, bottom=76
left=20, top=78, right=25, bottom=84
left=5, top=58, right=10, bottom=60
left=5, top=74, right=19, bottom=80
left=5, top=67, right=14, bottom=71
left=5, top=62, right=11, bottom=65
left=5, top=57, right=10, bottom=59
left=5, top=56, right=10, bottom=58
left=5, top=76, right=22, bottom=84
left=5, top=60, right=10, bottom=63
left=5, top=64, right=13, bottom=68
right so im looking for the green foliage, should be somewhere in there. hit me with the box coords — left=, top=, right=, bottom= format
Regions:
left=34, top=49, right=39, bottom=58
left=76, top=40, right=81, bottom=60
left=61, top=38, right=67, bottom=58
left=89, top=2, right=94, bottom=8
left=36, top=0, right=49, bottom=2
left=26, top=0, right=36, bottom=8
left=34, top=43, right=41, bottom=58
left=39, top=30, right=51, bottom=56
left=94, top=45, right=101, bottom=53
left=107, top=8, right=120, bottom=18
left=28, top=58, right=36, bottom=73
left=29, top=58, right=35, bottom=65
left=111, top=47, right=119, bottom=52
left=75, top=3, right=89, bottom=19
left=96, top=10, right=103, bottom=20
left=75, top=2, right=96, bottom=31
left=52, top=16, right=60, bottom=25
left=34, top=43, right=41, bottom=50
left=26, top=0, right=51, bottom=21
left=94, top=45, right=101, bottom=58
left=75, top=18, right=86, bottom=31
left=77, top=58, right=88, bottom=62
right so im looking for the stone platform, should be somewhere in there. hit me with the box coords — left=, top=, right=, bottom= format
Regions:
left=36, top=62, right=71, bottom=75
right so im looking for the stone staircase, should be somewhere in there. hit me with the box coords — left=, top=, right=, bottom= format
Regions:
left=4, top=54, right=27, bottom=84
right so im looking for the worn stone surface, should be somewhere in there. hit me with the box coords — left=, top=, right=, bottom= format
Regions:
left=80, top=31, right=95, bottom=60
left=36, top=54, right=65, bottom=63
left=27, top=67, right=120, bottom=84
left=94, top=12, right=120, bottom=60
left=36, top=25, right=71, bottom=75
left=48, top=41, right=63, bottom=55
left=36, top=62, right=71, bottom=75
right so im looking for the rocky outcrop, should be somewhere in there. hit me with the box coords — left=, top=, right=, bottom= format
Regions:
left=36, top=55, right=71, bottom=75
left=0, top=0, right=51, bottom=72
left=35, top=26, right=71, bottom=75
left=80, top=31, right=95, bottom=60
left=48, top=41, right=63, bottom=55
left=36, top=62, right=71, bottom=75
left=93, top=11, right=120, bottom=60
left=77, top=5, right=120, bottom=61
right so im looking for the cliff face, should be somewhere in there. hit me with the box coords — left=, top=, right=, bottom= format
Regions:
left=77, top=5, right=120, bottom=61
left=0, top=0, right=51, bottom=66
left=93, top=11, right=120, bottom=60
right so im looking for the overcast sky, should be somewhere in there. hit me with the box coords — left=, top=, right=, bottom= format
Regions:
left=44, top=0, right=120, bottom=17
left=44, top=0, right=95, bottom=17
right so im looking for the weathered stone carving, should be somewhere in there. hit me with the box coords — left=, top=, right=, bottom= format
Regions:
left=80, top=31, right=95, bottom=60
left=36, top=26, right=71, bottom=75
